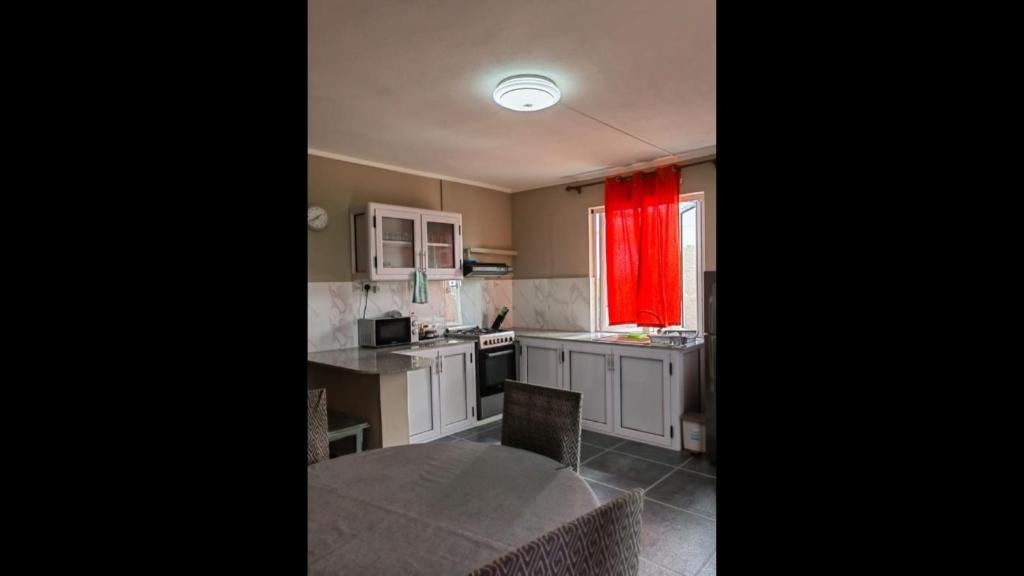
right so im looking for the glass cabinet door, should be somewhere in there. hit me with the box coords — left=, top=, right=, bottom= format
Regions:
left=375, top=208, right=421, bottom=277
left=422, top=214, right=462, bottom=277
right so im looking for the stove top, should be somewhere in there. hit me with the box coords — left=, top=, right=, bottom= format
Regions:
left=446, top=326, right=516, bottom=349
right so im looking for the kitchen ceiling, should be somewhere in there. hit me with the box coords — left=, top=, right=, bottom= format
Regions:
left=309, top=0, right=715, bottom=192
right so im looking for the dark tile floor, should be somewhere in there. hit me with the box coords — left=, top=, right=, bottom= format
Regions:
left=434, top=421, right=717, bottom=575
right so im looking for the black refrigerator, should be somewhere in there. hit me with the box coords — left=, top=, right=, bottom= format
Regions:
left=703, top=271, right=717, bottom=464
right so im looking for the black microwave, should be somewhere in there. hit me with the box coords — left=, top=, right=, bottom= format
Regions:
left=357, top=316, right=413, bottom=347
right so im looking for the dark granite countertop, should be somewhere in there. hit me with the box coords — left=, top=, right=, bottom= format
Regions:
left=306, top=339, right=474, bottom=375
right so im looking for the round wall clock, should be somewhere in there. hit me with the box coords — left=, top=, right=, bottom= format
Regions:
left=308, top=206, right=328, bottom=230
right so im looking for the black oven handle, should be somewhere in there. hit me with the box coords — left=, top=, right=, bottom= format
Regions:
left=485, top=349, right=514, bottom=357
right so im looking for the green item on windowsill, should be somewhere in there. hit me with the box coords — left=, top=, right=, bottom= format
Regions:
left=627, top=332, right=647, bottom=340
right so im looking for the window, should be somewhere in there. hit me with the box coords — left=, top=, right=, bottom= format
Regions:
left=591, top=193, right=704, bottom=332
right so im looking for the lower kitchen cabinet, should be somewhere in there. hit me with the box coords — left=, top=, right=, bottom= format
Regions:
left=612, top=346, right=677, bottom=448
left=397, top=343, right=477, bottom=443
left=518, top=337, right=563, bottom=389
left=438, top=344, right=477, bottom=435
left=516, top=336, right=685, bottom=450
left=562, top=342, right=614, bottom=434
left=400, top=348, right=442, bottom=443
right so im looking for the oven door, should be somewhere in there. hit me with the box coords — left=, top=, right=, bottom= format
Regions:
left=478, top=343, right=517, bottom=396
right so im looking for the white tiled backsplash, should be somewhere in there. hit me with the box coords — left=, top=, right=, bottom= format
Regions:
left=308, top=277, right=591, bottom=352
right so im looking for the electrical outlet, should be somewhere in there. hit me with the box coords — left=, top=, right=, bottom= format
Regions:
left=372, top=284, right=378, bottom=293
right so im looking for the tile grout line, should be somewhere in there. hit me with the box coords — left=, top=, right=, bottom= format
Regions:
left=693, top=549, right=715, bottom=576
left=643, top=496, right=716, bottom=522
left=585, top=476, right=716, bottom=522
left=579, top=438, right=628, bottom=465
left=674, top=467, right=716, bottom=480
left=643, top=466, right=682, bottom=495
left=605, top=448, right=692, bottom=470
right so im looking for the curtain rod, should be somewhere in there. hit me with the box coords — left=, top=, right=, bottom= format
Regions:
left=565, top=158, right=716, bottom=194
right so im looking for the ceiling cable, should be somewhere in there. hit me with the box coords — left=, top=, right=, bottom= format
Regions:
left=559, top=102, right=676, bottom=156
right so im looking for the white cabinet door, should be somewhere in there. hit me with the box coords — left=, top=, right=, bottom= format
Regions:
left=398, top=349, right=441, bottom=443
left=439, top=344, right=477, bottom=434
left=563, top=342, right=614, bottom=433
left=421, top=211, right=463, bottom=279
left=374, top=206, right=421, bottom=280
left=518, top=338, right=563, bottom=389
left=613, top=347, right=674, bottom=447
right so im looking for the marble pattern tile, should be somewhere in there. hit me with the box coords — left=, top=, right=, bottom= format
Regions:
left=307, top=280, right=444, bottom=352
left=481, top=279, right=514, bottom=328
left=459, top=279, right=513, bottom=328
left=309, top=278, right=511, bottom=351
left=459, top=279, right=483, bottom=327
left=308, top=282, right=358, bottom=352
left=512, top=278, right=592, bottom=331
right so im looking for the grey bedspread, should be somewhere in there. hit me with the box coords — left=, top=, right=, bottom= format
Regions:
left=308, top=441, right=599, bottom=575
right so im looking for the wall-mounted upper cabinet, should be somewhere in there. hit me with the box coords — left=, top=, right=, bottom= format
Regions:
left=351, top=203, right=463, bottom=281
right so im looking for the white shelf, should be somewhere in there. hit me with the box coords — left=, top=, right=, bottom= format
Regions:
left=467, top=247, right=518, bottom=256
left=382, top=240, right=414, bottom=245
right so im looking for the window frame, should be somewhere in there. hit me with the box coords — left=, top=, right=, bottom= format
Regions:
left=590, top=192, right=706, bottom=333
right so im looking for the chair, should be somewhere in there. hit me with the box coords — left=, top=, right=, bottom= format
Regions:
left=501, top=380, right=583, bottom=472
left=326, top=410, right=370, bottom=453
left=469, top=488, right=644, bottom=576
left=308, top=388, right=330, bottom=465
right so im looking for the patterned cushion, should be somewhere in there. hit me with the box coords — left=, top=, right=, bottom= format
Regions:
left=501, top=380, right=583, bottom=472
left=469, top=488, right=644, bottom=576
left=308, top=388, right=330, bottom=465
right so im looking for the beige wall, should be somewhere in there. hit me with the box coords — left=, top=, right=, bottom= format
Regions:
left=511, top=162, right=716, bottom=279
left=308, top=154, right=512, bottom=281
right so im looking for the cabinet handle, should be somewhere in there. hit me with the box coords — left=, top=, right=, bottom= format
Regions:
left=607, top=355, right=614, bottom=371
left=560, top=350, right=565, bottom=363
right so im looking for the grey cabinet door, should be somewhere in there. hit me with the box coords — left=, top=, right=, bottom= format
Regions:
left=521, top=338, right=562, bottom=389
left=439, top=348, right=473, bottom=433
left=613, top=347, right=672, bottom=446
left=407, top=367, right=437, bottom=439
left=564, top=342, right=613, bottom=433
left=398, top=348, right=441, bottom=443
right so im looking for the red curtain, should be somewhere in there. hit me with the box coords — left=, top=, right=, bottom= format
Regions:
left=605, top=165, right=681, bottom=327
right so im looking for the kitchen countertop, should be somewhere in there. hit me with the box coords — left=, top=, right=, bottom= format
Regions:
left=509, top=328, right=705, bottom=352
left=308, top=328, right=703, bottom=375
left=306, top=338, right=472, bottom=375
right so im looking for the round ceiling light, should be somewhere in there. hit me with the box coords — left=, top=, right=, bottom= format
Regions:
left=492, top=75, right=561, bottom=111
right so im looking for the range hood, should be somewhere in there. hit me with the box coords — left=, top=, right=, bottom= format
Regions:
left=463, top=260, right=513, bottom=277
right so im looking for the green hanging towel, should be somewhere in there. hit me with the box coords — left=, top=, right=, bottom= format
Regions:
left=412, top=269, right=428, bottom=304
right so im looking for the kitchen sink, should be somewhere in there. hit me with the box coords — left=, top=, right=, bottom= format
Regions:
left=566, top=332, right=695, bottom=347
left=567, top=333, right=652, bottom=345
